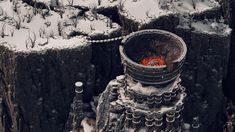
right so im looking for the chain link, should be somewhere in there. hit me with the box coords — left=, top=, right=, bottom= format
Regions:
left=86, top=34, right=128, bottom=44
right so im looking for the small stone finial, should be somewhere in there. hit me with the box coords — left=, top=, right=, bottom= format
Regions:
left=192, top=116, right=200, bottom=132
left=75, top=81, right=83, bottom=94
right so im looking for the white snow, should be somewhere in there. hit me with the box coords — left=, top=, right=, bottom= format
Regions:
left=116, top=77, right=186, bottom=114
left=117, top=0, right=220, bottom=26
left=0, top=0, right=121, bottom=53
left=127, top=76, right=181, bottom=96
left=62, top=0, right=98, bottom=7
left=119, top=0, right=173, bottom=23
left=0, top=35, right=88, bottom=53
left=172, top=0, right=220, bottom=14
left=80, top=118, right=95, bottom=132
left=32, top=0, right=96, bottom=7
left=0, top=0, right=91, bottom=53
left=97, top=0, right=120, bottom=9
left=61, top=0, right=120, bottom=9
left=191, top=19, right=232, bottom=36
left=63, top=11, right=121, bottom=37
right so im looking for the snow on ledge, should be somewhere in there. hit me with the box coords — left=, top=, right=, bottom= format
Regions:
left=0, top=0, right=91, bottom=53
left=172, top=0, right=220, bottom=14
left=191, top=19, right=232, bottom=36
left=119, top=0, right=174, bottom=24
left=118, top=0, right=220, bottom=26
left=0, top=36, right=89, bottom=53
left=63, top=11, right=121, bottom=38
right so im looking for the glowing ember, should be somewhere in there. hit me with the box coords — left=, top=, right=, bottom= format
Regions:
left=140, top=56, right=165, bottom=66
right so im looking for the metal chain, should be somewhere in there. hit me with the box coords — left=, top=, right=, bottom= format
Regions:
left=86, top=34, right=128, bottom=43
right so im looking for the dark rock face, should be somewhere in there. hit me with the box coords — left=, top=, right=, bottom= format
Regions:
left=97, top=7, right=121, bottom=25
left=90, top=34, right=123, bottom=97
left=96, top=83, right=113, bottom=131
left=175, top=24, right=231, bottom=132
left=119, top=14, right=179, bottom=33
left=223, top=0, right=235, bottom=102
left=0, top=45, right=92, bottom=132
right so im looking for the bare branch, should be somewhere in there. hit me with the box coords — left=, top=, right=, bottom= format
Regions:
left=25, top=11, right=33, bottom=23
left=146, top=10, right=152, bottom=18
left=44, top=19, right=51, bottom=27
left=57, top=20, right=64, bottom=36
left=21, top=15, right=25, bottom=22
left=72, top=16, right=78, bottom=28
left=9, top=29, right=15, bottom=37
left=192, top=0, right=196, bottom=9
left=118, top=0, right=125, bottom=11
left=67, top=0, right=74, bottom=6
left=106, top=19, right=113, bottom=28
left=12, top=0, right=19, bottom=13
left=33, top=2, right=37, bottom=15
left=13, top=14, right=21, bottom=29
left=90, top=24, right=95, bottom=31
left=0, top=7, right=7, bottom=21
left=59, top=7, right=64, bottom=18
left=48, top=30, right=54, bottom=38
left=39, top=27, right=46, bottom=38
left=26, top=31, right=37, bottom=48
left=41, top=6, right=50, bottom=19
left=90, top=5, right=98, bottom=20
left=0, top=23, right=6, bottom=38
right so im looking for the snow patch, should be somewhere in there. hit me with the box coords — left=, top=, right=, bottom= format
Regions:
left=120, top=0, right=173, bottom=23
left=63, top=11, right=121, bottom=37
left=80, top=118, right=95, bottom=132
left=172, top=0, right=220, bottom=14
left=191, top=19, right=232, bottom=36
left=0, top=0, right=90, bottom=53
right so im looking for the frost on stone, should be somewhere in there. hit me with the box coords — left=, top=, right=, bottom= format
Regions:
left=191, top=19, right=232, bottom=36
left=119, top=0, right=175, bottom=23
left=177, top=17, right=232, bottom=36
left=172, top=0, right=220, bottom=14
left=0, top=0, right=92, bottom=53
left=62, top=11, right=121, bottom=38
left=116, top=0, right=220, bottom=28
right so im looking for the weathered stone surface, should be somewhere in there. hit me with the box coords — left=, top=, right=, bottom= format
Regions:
left=90, top=34, right=123, bottom=97
left=119, top=13, right=179, bottom=33
left=97, top=7, right=121, bottom=25
left=96, top=83, right=113, bottom=131
left=175, top=20, right=231, bottom=132
left=0, top=44, right=92, bottom=132
left=223, top=0, right=235, bottom=102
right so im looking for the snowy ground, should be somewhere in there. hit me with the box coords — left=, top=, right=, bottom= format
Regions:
left=191, top=19, right=232, bottom=36
left=177, top=17, right=232, bottom=36
left=0, top=0, right=222, bottom=53
left=172, top=0, right=220, bottom=14
left=0, top=0, right=120, bottom=53
left=62, top=11, right=121, bottom=38
left=119, top=0, right=174, bottom=24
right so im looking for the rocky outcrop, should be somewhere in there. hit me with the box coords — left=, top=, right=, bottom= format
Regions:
left=175, top=19, right=231, bottom=132
left=0, top=44, right=92, bottom=132
left=223, top=0, right=235, bottom=102
left=90, top=34, right=123, bottom=96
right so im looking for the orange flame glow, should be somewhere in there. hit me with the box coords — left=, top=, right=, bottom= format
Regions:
left=140, top=56, right=165, bottom=66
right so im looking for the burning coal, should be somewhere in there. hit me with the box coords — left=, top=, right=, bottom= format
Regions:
left=140, top=56, right=165, bottom=66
